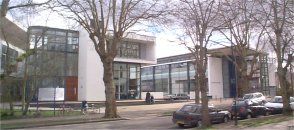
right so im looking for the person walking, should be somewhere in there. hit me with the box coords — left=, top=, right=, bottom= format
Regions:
left=145, top=91, right=151, bottom=103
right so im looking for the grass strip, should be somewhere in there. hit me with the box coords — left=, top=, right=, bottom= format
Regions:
left=239, top=115, right=294, bottom=127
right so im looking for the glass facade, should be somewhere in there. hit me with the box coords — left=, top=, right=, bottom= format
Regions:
left=141, top=61, right=196, bottom=95
left=27, top=27, right=79, bottom=100
left=155, top=65, right=169, bottom=93
left=113, top=63, right=141, bottom=99
left=1, top=44, right=18, bottom=71
left=117, top=41, right=140, bottom=59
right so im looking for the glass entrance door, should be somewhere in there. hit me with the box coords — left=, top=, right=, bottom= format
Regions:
left=114, top=63, right=140, bottom=100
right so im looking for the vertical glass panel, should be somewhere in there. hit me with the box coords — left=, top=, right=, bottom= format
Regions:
left=154, top=65, right=169, bottom=93
left=141, top=67, right=154, bottom=92
left=41, top=52, right=65, bottom=76
left=171, top=63, right=188, bottom=94
left=66, top=53, right=78, bottom=76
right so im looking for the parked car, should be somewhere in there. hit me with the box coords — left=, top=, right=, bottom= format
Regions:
left=243, top=92, right=266, bottom=105
left=264, top=96, right=294, bottom=114
left=163, top=94, right=177, bottom=100
left=172, top=103, right=230, bottom=128
left=291, top=102, right=294, bottom=110
left=175, top=93, right=190, bottom=100
left=230, top=99, right=269, bottom=119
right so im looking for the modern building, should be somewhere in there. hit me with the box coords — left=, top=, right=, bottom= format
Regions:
left=78, top=29, right=156, bottom=101
left=141, top=47, right=277, bottom=99
left=27, top=26, right=79, bottom=101
left=1, top=20, right=277, bottom=102
left=25, top=26, right=156, bottom=102
left=0, top=17, right=27, bottom=101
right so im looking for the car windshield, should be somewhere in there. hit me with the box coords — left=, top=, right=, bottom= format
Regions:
left=243, top=94, right=253, bottom=99
left=270, top=97, right=283, bottom=103
left=180, top=105, right=199, bottom=113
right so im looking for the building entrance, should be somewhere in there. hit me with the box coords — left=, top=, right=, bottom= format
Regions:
left=114, top=63, right=140, bottom=100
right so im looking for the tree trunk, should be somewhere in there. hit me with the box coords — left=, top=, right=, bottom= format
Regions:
left=8, top=86, right=14, bottom=116
left=237, top=74, right=249, bottom=97
left=102, top=60, right=119, bottom=118
left=277, top=67, right=292, bottom=115
left=22, top=83, right=37, bottom=115
left=200, top=74, right=210, bottom=127
left=194, top=75, right=200, bottom=104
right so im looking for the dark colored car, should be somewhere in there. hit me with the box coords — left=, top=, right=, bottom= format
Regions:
left=172, top=104, right=230, bottom=128
left=230, top=99, right=269, bottom=119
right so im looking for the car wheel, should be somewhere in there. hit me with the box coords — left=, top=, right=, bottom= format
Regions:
left=177, top=124, right=184, bottom=128
left=197, top=120, right=202, bottom=128
left=223, top=116, right=229, bottom=123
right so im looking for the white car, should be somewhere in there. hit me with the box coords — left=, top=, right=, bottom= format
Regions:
left=163, top=94, right=176, bottom=100
left=290, top=102, right=294, bottom=110
left=264, top=96, right=294, bottom=114
left=243, top=92, right=266, bottom=105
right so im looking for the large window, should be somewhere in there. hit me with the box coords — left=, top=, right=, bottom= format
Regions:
left=1, top=45, right=18, bottom=71
left=27, top=27, right=79, bottom=89
left=141, top=67, right=154, bottom=92
left=155, top=65, right=169, bottom=93
left=171, top=63, right=188, bottom=94
left=113, top=63, right=141, bottom=99
left=118, top=42, right=140, bottom=59
left=29, top=29, right=79, bottom=53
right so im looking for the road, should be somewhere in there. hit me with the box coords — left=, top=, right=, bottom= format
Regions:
left=24, top=116, right=185, bottom=130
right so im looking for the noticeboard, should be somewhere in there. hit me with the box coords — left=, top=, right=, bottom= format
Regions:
left=38, top=88, right=65, bottom=101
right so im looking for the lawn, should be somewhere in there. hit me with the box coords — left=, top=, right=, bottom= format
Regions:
left=0, top=108, right=82, bottom=120
left=239, top=114, right=294, bottom=127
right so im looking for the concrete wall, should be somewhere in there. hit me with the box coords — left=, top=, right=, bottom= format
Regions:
left=78, top=29, right=105, bottom=101
left=141, top=92, right=163, bottom=99
left=208, top=57, right=224, bottom=98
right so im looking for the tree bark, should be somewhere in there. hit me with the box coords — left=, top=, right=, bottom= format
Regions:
left=278, top=67, right=292, bottom=115
left=199, top=72, right=210, bottom=127
left=194, top=74, right=200, bottom=104
left=102, top=59, right=119, bottom=118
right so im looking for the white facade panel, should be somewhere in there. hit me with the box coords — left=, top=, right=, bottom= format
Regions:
left=207, top=57, right=224, bottom=98
left=78, top=29, right=105, bottom=101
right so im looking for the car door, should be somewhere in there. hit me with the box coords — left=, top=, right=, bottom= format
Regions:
left=209, top=107, right=220, bottom=122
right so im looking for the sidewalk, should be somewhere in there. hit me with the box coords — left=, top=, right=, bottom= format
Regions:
left=214, top=119, right=294, bottom=130
left=1, top=99, right=233, bottom=129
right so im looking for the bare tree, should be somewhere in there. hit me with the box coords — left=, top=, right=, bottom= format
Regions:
left=1, top=0, right=53, bottom=115
left=255, top=0, right=293, bottom=115
left=217, top=0, right=267, bottom=97
left=51, top=0, right=167, bottom=118
left=1, top=0, right=52, bottom=17
left=167, top=0, right=221, bottom=127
